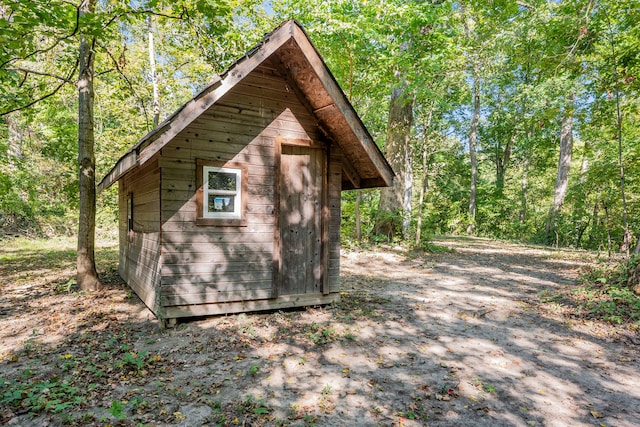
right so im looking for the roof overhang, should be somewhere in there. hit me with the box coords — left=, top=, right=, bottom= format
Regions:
left=98, top=20, right=394, bottom=193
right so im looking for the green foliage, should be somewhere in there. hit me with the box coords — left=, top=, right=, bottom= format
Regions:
left=574, top=257, right=640, bottom=326
left=236, top=394, right=270, bottom=416
left=472, top=378, right=497, bottom=394
left=305, top=322, right=337, bottom=345
left=0, top=375, right=84, bottom=414
left=119, top=350, right=149, bottom=372
left=249, top=363, right=259, bottom=376
left=412, top=239, right=454, bottom=254
left=109, top=399, right=126, bottom=419
left=0, top=0, right=639, bottom=252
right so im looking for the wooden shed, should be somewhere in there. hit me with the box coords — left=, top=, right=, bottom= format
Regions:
left=98, top=20, right=394, bottom=323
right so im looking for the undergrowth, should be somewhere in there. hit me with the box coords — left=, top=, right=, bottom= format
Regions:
left=574, top=257, right=640, bottom=327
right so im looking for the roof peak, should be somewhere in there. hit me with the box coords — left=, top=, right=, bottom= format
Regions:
left=98, top=20, right=393, bottom=192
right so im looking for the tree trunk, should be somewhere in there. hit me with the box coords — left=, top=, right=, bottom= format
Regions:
left=604, top=11, right=631, bottom=255
left=467, top=64, right=480, bottom=235
left=415, top=104, right=433, bottom=246
left=77, top=0, right=101, bottom=291
left=374, top=85, right=413, bottom=241
left=545, top=99, right=574, bottom=238
left=5, top=115, right=23, bottom=167
left=495, top=134, right=513, bottom=195
left=148, top=15, right=160, bottom=127
left=580, top=140, right=590, bottom=179
left=355, top=190, right=362, bottom=242
left=603, top=200, right=612, bottom=257
left=573, top=140, right=591, bottom=246
left=520, top=163, right=528, bottom=224
left=615, top=85, right=631, bottom=255
left=415, top=143, right=428, bottom=246
left=587, top=200, right=599, bottom=248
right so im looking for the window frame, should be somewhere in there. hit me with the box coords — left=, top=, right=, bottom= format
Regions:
left=196, top=159, right=248, bottom=226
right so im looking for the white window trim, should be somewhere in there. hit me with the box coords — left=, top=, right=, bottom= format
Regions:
left=202, top=166, right=242, bottom=219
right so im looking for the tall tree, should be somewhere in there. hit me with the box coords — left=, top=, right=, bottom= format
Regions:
left=147, top=15, right=160, bottom=127
left=76, top=0, right=101, bottom=290
left=466, top=63, right=480, bottom=235
left=545, top=96, right=574, bottom=238
left=374, top=84, right=414, bottom=240
left=461, top=2, right=488, bottom=234
left=415, top=103, right=434, bottom=246
left=1, top=0, right=240, bottom=286
left=603, top=8, right=632, bottom=254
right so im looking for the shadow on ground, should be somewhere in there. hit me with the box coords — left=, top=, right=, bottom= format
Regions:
left=1, top=237, right=638, bottom=426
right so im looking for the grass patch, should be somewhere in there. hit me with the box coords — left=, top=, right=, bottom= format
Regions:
left=0, top=235, right=119, bottom=284
left=411, top=240, right=455, bottom=254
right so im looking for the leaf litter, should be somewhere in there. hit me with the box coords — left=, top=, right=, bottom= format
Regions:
left=0, top=236, right=639, bottom=426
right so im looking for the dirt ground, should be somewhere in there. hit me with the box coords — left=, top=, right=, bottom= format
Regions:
left=1, top=236, right=639, bottom=426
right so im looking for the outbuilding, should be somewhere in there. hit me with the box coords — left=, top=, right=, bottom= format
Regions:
left=98, top=20, right=394, bottom=324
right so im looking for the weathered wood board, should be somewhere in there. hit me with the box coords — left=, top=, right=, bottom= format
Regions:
left=103, top=21, right=394, bottom=322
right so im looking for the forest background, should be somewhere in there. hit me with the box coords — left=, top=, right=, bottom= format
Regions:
left=1, top=0, right=639, bottom=259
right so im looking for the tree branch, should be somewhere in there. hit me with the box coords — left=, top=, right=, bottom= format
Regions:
left=0, top=60, right=79, bottom=117
left=555, top=0, right=595, bottom=73
left=96, top=41, right=150, bottom=129
left=7, top=66, right=74, bottom=83
left=1, top=4, right=185, bottom=70
left=0, top=2, right=81, bottom=69
left=516, top=1, right=535, bottom=10
left=95, top=68, right=116, bottom=76
left=102, top=7, right=187, bottom=29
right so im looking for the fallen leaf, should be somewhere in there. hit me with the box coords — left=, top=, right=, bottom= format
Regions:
left=590, top=410, right=604, bottom=419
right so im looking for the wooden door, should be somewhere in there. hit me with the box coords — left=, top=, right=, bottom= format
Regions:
left=279, top=144, right=323, bottom=295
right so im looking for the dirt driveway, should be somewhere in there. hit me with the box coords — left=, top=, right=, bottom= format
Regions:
left=1, top=237, right=639, bottom=426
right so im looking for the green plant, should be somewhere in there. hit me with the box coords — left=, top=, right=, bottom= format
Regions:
left=413, top=239, right=455, bottom=254
left=472, top=378, right=496, bottom=393
left=342, top=330, right=357, bottom=341
left=249, top=363, right=259, bottom=376
left=236, top=394, right=270, bottom=416
left=574, top=261, right=640, bottom=325
left=303, top=414, right=317, bottom=425
left=399, top=410, right=416, bottom=419
left=54, top=278, right=76, bottom=293
left=538, top=289, right=563, bottom=303
left=306, top=322, right=336, bottom=345
left=109, top=399, right=126, bottom=419
left=129, top=395, right=148, bottom=412
left=0, top=376, right=84, bottom=414
left=120, top=350, right=148, bottom=372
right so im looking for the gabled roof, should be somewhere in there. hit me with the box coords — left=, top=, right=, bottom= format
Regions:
left=98, top=20, right=394, bottom=192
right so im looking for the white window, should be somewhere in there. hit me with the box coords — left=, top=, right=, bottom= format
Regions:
left=203, top=166, right=242, bottom=219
